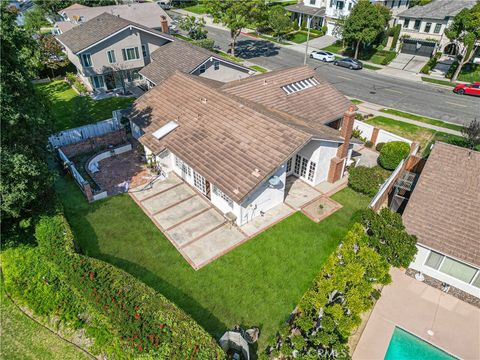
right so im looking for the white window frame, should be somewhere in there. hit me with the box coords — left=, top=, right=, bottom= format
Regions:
left=90, top=75, right=105, bottom=89
left=193, top=171, right=206, bottom=194
left=424, top=250, right=480, bottom=287
left=122, top=47, right=140, bottom=61
left=433, top=23, right=441, bottom=34
left=286, top=158, right=293, bottom=174
left=213, top=185, right=233, bottom=208
left=107, top=49, right=116, bottom=64
left=307, top=162, right=316, bottom=182
left=81, top=53, right=92, bottom=67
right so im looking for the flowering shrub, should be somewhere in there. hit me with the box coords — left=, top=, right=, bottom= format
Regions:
left=35, top=215, right=224, bottom=359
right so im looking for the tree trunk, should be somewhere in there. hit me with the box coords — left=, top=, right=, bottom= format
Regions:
left=354, top=40, right=361, bottom=59
left=230, top=29, right=240, bottom=57
left=452, top=44, right=477, bottom=82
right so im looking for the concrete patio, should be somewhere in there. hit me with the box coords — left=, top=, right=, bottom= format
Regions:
left=353, top=268, right=480, bottom=360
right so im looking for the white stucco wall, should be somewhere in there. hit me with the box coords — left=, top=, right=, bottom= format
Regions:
left=316, top=141, right=340, bottom=184
left=410, top=244, right=480, bottom=298
left=193, top=58, right=251, bottom=82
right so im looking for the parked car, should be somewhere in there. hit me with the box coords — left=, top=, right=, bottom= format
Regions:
left=453, top=82, right=480, bottom=97
left=157, top=1, right=171, bottom=9
left=310, top=51, right=335, bottom=62
left=333, top=57, right=363, bottom=70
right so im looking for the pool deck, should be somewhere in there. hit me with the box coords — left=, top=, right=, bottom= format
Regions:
left=353, top=268, right=480, bottom=360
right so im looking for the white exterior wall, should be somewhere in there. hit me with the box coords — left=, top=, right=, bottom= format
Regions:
left=353, top=119, right=412, bottom=145
left=239, top=164, right=287, bottom=226
left=410, top=244, right=480, bottom=298
left=193, top=58, right=251, bottom=82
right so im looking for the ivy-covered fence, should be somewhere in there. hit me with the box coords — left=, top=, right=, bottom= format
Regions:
left=35, top=214, right=224, bottom=359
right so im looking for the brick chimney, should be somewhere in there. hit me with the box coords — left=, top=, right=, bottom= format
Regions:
left=327, top=105, right=356, bottom=183
left=160, top=15, right=169, bottom=33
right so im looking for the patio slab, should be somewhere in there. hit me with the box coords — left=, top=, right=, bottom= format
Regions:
left=353, top=268, right=480, bottom=360
left=315, top=176, right=348, bottom=196
left=141, top=184, right=195, bottom=215
left=168, top=209, right=225, bottom=247
left=284, top=177, right=322, bottom=209
left=182, top=225, right=246, bottom=268
left=154, top=195, right=210, bottom=230
left=130, top=175, right=182, bottom=201
left=240, top=203, right=294, bottom=237
left=302, top=197, right=342, bottom=223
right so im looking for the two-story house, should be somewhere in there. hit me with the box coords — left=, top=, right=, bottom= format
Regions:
left=56, top=13, right=251, bottom=93
left=286, top=0, right=409, bottom=37
left=396, top=0, right=477, bottom=57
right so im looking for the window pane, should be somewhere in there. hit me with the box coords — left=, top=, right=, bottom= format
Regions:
left=440, top=257, right=477, bottom=283
left=472, top=273, right=480, bottom=288
left=425, top=251, right=443, bottom=270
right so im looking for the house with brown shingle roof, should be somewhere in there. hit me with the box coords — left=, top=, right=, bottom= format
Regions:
left=129, top=66, right=357, bottom=226
left=404, top=142, right=480, bottom=298
left=55, top=12, right=251, bottom=93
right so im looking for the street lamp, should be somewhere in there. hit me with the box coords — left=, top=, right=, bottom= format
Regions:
left=303, top=8, right=324, bottom=65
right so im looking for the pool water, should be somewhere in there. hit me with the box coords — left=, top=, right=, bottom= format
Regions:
left=384, top=327, right=456, bottom=360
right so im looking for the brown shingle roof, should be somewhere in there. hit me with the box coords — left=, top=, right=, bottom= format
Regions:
left=403, top=142, right=480, bottom=267
left=56, top=12, right=173, bottom=54
left=139, top=40, right=250, bottom=85
left=130, top=72, right=314, bottom=203
left=221, top=65, right=352, bottom=125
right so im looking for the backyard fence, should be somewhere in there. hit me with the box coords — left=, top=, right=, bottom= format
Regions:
left=354, top=120, right=412, bottom=146
left=49, top=117, right=122, bottom=148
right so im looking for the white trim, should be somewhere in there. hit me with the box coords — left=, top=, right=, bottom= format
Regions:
left=189, top=56, right=250, bottom=74
left=417, top=243, right=479, bottom=270
left=76, top=25, right=172, bottom=55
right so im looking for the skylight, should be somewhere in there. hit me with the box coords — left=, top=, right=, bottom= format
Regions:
left=152, top=120, right=179, bottom=140
left=281, top=77, right=319, bottom=95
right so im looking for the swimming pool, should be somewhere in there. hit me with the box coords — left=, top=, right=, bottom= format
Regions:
left=384, top=327, right=457, bottom=360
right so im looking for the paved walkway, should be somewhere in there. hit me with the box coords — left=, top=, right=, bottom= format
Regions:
left=353, top=268, right=480, bottom=360
left=356, top=101, right=462, bottom=136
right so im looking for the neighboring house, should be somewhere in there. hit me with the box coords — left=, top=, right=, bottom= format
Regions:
left=395, top=0, right=477, bottom=57
left=52, top=2, right=172, bottom=35
left=56, top=13, right=174, bottom=92
left=129, top=66, right=357, bottom=227
left=286, top=0, right=409, bottom=37
left=139, top=41, right=252, bottom=89
left=402, top=143, right=480, bottom=298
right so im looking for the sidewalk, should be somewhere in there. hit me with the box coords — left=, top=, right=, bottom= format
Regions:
left=356, top=101, right=462, bottom=136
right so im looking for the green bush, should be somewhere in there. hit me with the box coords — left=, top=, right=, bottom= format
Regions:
left=375, top=142, right=385, bottom=152
left=360, top=208, right=418, bottom=268
left=266, top=225, right=391, bottom=358
left=420, top=51, right=441, bottom=74
left=35, top=215, right=223, bottom=358
left=348, top=166, right=387, bottom=197
left=378, top=141, right=410, bottom=170
left=381, top=50, right=397, bottom=65
left=390, top=24, right=401, bottom=50
left=192, top=38, right=215, bottom=51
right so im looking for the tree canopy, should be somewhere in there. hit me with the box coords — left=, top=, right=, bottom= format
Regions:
left=1, top=4, right=54, bottom=246
left=343, top=0, right=390, bottom=58
left=268, top=5, right=291, bottom=39
left=178, top=15, right=208, bottom=40
left=445, top=3, right=480, bottom=82
left=33, top=0, right=116, bottom=14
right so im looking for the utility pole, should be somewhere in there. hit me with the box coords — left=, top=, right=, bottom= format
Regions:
left=304, top=8, right=324, bottom=65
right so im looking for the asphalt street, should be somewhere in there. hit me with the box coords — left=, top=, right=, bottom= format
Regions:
left=188, top=21, right=480, bottom=126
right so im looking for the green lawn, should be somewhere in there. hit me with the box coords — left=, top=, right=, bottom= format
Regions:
left=421, top=76, right=456, bottom=87
left=182, top=3, right=208, bottom=14
left=249, top=65, right=269, bottom=73
left=457, top=64, right=480, bottom=83
left=285, top=31, right=320, bottom=44
left=350, top=99, right=363, bottom=105
left=35, top=80, right=135, bottom=132
left=55, top=175, right=370, bottom=348
left=322, top=42, right=396, bottom=65
left=380, top=109, right=463, bottom=132
left=363, top=64, right=382, bottom=70
left=365, top=116, right=469, bottom=154
left=247, top=32, right=290, bottom=45
left=0, top=288, right=90, bottom=360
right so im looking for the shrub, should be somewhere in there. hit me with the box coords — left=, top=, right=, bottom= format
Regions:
left=351, top=127, right=363, bottom=139
left=348, top=166, right=387, bottom=197
left=266, top=225, right=391, bottom=358
left=365, top=140, right=374, bottom=148
left=381, top=50, right=397, bottom=65
left=360, top=208, right=418, bottom=268
left=420, top=51, right=441, bottom=74
left=65, top=72, right=76, bottom=84
left=35, top=215, right=224, bottom=358
left=321, top=25, right=328, bottom=34
left=390, top=24, right=401, bottom=50
left=378, top=141, right=410, bottom=170
left=192, top=38, right=215, bottom=51
left=375, top=142, right=385, bottom=152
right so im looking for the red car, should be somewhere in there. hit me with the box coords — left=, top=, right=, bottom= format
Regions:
left=453, top=82, right=480, bottom=96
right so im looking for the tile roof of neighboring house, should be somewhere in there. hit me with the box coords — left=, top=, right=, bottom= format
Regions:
left=221, top=66, right=353, bottom=125
left=58, top=2, right=172, bottom=29
left=139, top=41, right=250, bottom=85
left=285, top=2, right=326, bottom=16
left=402, top=142, right=480, bottom=267
left=130, top=68, right=350, bottom=203
left=55, top=21, right=76, bottom=34
left=398, top=0, right=477, bottom=20
left=56, top=12, right=173, bottom=54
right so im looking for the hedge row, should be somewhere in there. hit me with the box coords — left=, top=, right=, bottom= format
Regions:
left=420, top=52, right=442, bottom=74
left=348, top=166, right=388, bottom=197
left=35, top=215, right=224, bottom=359
left=378, top=141, right=410, bottom=170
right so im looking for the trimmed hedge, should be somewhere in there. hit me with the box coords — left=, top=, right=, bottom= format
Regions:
left=35, top=215, right=224, bottom=359
left=378, top=141, right=410, bottom=170
left=348, top=166, right=388, bottom=197
left=390, top=24, right=401, bottom=50
left=420, top=52, right=442, bottom=74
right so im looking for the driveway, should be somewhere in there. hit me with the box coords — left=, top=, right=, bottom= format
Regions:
left=388, top=53, right=429, bottom=73
left=130, top=174, right=247, bottom=269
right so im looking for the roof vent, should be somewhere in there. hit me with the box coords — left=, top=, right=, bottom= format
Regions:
left=263, top=79, right=268, bottom=85
left=201, top=98, right=207, bottom=104
left=252, top=168, right=261, bottom=177
left=152, top=120, right=179, bottom=140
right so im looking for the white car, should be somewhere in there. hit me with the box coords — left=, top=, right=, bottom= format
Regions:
left=310, top=51, right=335, bottom=62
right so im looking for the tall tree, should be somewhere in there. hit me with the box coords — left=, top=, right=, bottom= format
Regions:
left=268, top=5, right=291, bottom=40
left=445, top=3, right=480, bottom=82
left=205, top=0, right=266, bottom=57
left=39, top=34, right=70, bottom=77
left=461, top=118, right=480, bottom=149
left=178, top=15, right=208, bottom=40
left=1, top=4, right=53, bottom=246
left=23, top=6, right=49, bottom=34
left=343, top=0, right=389, bottom=59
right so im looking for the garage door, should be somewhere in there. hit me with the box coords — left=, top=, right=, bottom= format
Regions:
left=401, top=39, right=436, bottom=57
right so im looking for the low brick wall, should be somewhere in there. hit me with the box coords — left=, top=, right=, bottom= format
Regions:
left=60, top=129, right=127, bottom=158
